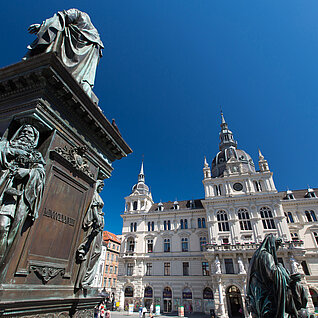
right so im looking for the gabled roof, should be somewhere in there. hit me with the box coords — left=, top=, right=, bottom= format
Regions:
left=103, top=230, right=121, bottom=244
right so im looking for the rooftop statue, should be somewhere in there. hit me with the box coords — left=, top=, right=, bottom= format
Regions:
left=25, top=8, right=104, bottom=97
left=0, top=124, right=46, bottom=262
left=246, top=234, right=308, bottom=318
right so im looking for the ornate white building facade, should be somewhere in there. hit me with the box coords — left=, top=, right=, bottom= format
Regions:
left=116, top=114, right=318, bottom=317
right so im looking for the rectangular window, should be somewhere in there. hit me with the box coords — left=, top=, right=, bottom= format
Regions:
left=105, top=265, right=109, bottom=273
left=111, top=253, right=114, bottom=261
left=147, top=239, right=153, bottom=253
left=115, top=266, right=117, bottom=274
left=164, top=239, right=171, bottom=252
left=301, top=261, right=310, bottom=275
left=202, top=262, right=210, bottom=276
left=224, top=258, right=234, bottom=274
left=146, top=263, right=152, bottom=276
left=182, top=238, right=189, bottom=252
left=107, top=252, right=110, bottom=260
left=164, top=262, right=171, bottom=276
left=110, top=265, right=113, bottom=274
left=183, top=262, right=189, bottom=276
left=127, top=263, right=134, bottom=276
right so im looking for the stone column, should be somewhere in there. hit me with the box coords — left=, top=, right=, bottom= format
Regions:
left=217, top=277, right=225, bottom=317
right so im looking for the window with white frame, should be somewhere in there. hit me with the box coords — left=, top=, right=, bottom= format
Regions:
left=147, top=239, right=153, bottom=253
left=238, top=208, right=252, bottom=230
left=217, top=210, right=229, bottom=231
left=285, top=212, right=294, bottom=223
left=164, top=238, right=171, bottom=252
left=127, top=238, right=135, bottom=252
left=127, top=263, right=134, bottom=276
left=305, top=210, right=317, bottom=222
left=200, top=237, right=207, bottom=251
left=181, top=237, right=189, bottom=252
left=260, top=207, right=276, bottom=229
left=146, top=263, right=152, bottom=276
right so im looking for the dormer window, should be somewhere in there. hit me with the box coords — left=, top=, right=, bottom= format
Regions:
left=133, top=201, right=138, bottom=210
left=157, top=202, right=164, bottom=211
left=305, top=188, right=316, bottom=198
left=189, top=200, right=195, bottom=209
left=174, top=201, right=179, bottom=210
left=284, top=190, right=295, bottom=200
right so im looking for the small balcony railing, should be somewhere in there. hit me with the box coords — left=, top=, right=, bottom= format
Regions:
left=205, top=240, right=304, bottom=252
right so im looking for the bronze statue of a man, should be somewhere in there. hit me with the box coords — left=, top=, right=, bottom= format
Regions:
left=25, top=8, right=104, bottom=97
left=246, top=234, right=308, bottom=318
left=75, top=179, right=104, bottom=289
left=0, top=124, right=46, bottom=262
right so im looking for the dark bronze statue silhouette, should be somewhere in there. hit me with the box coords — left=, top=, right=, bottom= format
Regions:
left=0, top=124, right=45, bottom=262
left=25, top=8, right=104, bottom=97
left=246, top=234, right=308, bottom=318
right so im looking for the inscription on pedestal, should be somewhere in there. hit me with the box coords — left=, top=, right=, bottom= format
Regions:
left=43, top=208, right=75, bottom=226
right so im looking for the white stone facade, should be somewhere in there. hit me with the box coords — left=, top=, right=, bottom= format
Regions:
left=116, top=114, right=318, bottom=317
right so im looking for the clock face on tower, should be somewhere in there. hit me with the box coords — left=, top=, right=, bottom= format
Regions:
left=233, top=182, right=243, bottom=191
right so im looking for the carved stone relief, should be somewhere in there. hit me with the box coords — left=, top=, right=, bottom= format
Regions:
left=30, top=264, right=65, bottom=284
left=52, top=145, right=94, bottom=178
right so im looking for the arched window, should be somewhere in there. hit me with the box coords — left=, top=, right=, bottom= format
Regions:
left=254, top=181, right=262, bottom=192
left=147, top=222, right=151, bottom=231
left=144, top=286, right=153, bottom=298
left=163, top=287, right=172, bottom=299
left=130, top=223, right=134, bottom=232
left=182, top=287, right=192, bottom=299
left=285, top=212, right=294, bottom=223
left=181, top=237, right=188, bottom=252
left=237, top=208, right=252, bottom=230
left=134, top=222, right=137, bottom=232
left=304, top=210, right=317, bottom=222
left=260, top=207, right=276, bottom=229
left=202, top=218, right=206, bottom=228
left=217, top=210, right=229, bottom=231
left=184, top=219, right=188, bottom=229
left=151, top=221, right=154, bottom=231
left=180, top=219, right=184, bottom=229
left=203, top=287, right=214, bottom=299
left=164, top=221, right=167, bottom=231
left=168, top=220, right=171, bottom=230
left=127, top=238, right=135, bottom=252
left=125, top=286, right=134, bottom=297
left=198, top=218, right=202, bottom=228
left=164, top=238, right=170, bottom=252
left=200, top=237, right=207, bottom=251
left=133, top=201, right=138, bottom=210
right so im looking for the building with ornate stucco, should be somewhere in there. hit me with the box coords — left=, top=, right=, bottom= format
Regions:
left=116, top=113, right=318, bottom=317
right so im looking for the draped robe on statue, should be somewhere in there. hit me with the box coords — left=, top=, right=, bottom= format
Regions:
left=246, top=234, right=307, bottom=318
left=75, top=188, right=104, bottom=289
left=0, top=125, right=45, bottom=260
left=25, top=8, right=104, bottom=95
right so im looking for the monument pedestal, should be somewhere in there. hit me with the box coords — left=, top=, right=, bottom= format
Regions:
left=0, top=53, right=131, bottom=317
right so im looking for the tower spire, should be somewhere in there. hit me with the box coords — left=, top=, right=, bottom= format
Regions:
left=219, top=111, right=237, bottom=151
left=138, top=160, right=145, bottom=183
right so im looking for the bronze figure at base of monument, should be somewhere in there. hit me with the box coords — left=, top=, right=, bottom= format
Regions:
left=0, top=51, right=131, bottom=317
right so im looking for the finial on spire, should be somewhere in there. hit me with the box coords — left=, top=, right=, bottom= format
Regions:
left=204, top=156, right=209, bottom=167
left=220, top=108, right=226, bottom=125
left=258, top=148, right=264, bottom=160
left=138, top=159, right=145, bottom=183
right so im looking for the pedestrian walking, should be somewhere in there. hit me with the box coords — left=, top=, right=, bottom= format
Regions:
left=150, top=303, right=154, bottom=318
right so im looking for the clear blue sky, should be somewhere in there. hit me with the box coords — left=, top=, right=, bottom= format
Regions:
left=1, top=1, right=318, bottom=235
